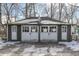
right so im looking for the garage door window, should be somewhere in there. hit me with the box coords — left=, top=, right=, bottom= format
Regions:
left=22, top=26, right=29, bottom=32
left=50, top=26, right=56, bottom=32
left=12, top=26, right=17, bottom=32
left=31, top=26, right=37, bottom=32
left=62, top=26, right=67, bottom=32
left=41, top=27, right=48, bottom=32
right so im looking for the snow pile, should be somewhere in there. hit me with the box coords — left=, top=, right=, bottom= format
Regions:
left=50, top=47, right=64, bottom=55
left=0, top=40, right=20, bottom=49
left=0, top=40, right=6, bottom=49
left=8, top=47, right=20, bottom=55
left=34, top=47, right=48, bottom=56
left=5, top=41, right=20, bottom=45
left=50, top=47, right=64, bottom=52
left=22, top=46, right=48, bottom=56
left=22, top=45, right=35, bottom=55
left=59, top=41, right=79, bottom=51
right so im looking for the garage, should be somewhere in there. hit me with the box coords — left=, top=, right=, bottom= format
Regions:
left=21, top=25, right=38, bottom=42
left=61, top=26, right=67, bottom=40
left=8, top=17, right=72, bottom=42
left=11, top=26, right=17, bottom=40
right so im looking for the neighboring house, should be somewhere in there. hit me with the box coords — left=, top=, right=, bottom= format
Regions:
left=7, top=17, right=72, bottom=42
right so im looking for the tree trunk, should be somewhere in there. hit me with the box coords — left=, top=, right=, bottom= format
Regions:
left=59, top=3, right=61, bottom=21
left=25, top=3, right=28, bottom=19
left=0, top=3, right=1, bottom=24
left=51, top=3, right=52, bottom=19
left=33, top=4, right=36, bottom=17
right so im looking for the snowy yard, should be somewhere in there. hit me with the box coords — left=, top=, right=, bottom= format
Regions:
left=0, top=40, right=79, bottom=56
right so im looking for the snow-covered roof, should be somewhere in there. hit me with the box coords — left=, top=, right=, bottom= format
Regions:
left=8, top=17, right=70, bottom=25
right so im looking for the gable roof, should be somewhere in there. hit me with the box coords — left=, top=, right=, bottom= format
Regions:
left=8, top=17, right=69, bottom=25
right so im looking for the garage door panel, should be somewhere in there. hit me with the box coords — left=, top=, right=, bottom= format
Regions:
left=48, top=33, right=57, bottom=41
left=22, top=33, right=30, bottom=41
left=40, top=33, right=48, bottom=41
left=21, top=25, right=38, bottom=42
left=40, top=26, right=49, bottom=42
left=31, top=33, right=38, bottom=42
left=21, top=25, right=30, bottom=41
left=30, top=26, right=38, bottom=42
left=48, top=25, right=58, bottom=41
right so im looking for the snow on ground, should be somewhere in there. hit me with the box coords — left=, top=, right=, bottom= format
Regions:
left=49, top=47, right=64, bottom=55
left=0, top=40, right=6, bottom=49
left=21, top=45, right=64, bottom=56
left=59, top=40, right=79, bottom=51
left=1, top=40, right=79, bottom=56
left=21, top=45, right=35, bottom=56
left=8, top=47, right=20, bottom=55
left=33, top=47, right=48, bottom=56
left=0, top=40, right=20, bottom=49
left=21, top=45, right=48, bottom=56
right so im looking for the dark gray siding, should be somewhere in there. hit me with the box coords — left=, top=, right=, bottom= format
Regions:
left=8, top=25, right=11, bottom=41
left=38, top=25, right=40, bottom=42
left=58, top=25, right=61, bottom=41
left=17, top=25, right=21, bottom=41
left=67, top=25, right=72, bottom=41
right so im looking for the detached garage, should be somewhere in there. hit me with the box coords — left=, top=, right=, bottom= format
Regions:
left=7, top=17, right=72, bottom=42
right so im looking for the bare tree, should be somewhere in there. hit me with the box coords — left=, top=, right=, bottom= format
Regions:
left=25, top=3, right=28, bottom=19
left=32, top=3, right=36, bottom=17
left=43, top=3, right=57, bottom=18
left=58, top=3, right=64, bottom=21
left=1, top=3, right=18, bottom=37
left=50, top=3, right=57, bottom=18
left=64, top=3, right=78, bottom=23
left=2, top=3, right=15, bottom=23
left=0, top=3, right=1, bottom=24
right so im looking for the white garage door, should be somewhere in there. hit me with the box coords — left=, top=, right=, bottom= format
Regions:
left=61, top=26, right=67, bottom=40
left=40, top=26, right=49, bottom=42
left=40, top=25, right=58, bottom=42
left=11, top=26, right=17, bottom=40
left=48, top=25, right=58, bottom=42
left=21, top=25, right=30, bottom=41
left=21, top=25, right=38, bottom=42
left=30, top=26, right=38, bottom=42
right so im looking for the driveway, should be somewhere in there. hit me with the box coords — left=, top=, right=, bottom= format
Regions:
left=0, top=41, right=79, bottom=56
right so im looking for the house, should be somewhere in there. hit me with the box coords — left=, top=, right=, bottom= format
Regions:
left=7, top=17, right=72, bottom=42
